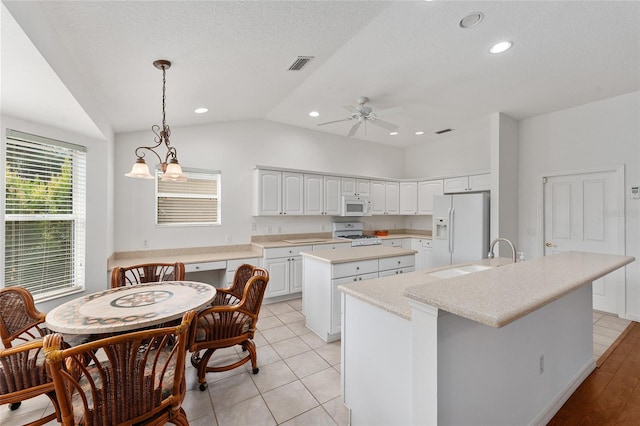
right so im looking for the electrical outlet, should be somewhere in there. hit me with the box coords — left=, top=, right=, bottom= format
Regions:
left=277, top=226, right=282, bottom=234
left=143, top=240, right=149, bottom=248
left=321, top=224, right=326, bottom=231
left=251, top=222, right=257, bottom=231
left=267, top=225, right=272, bottom=234
left=226, top=236, right=232, bottom=243
left=539, top=354, right=544, bottom=374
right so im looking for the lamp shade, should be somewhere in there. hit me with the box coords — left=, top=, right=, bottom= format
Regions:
left=162, top=160, right=187, bottom=182
left=125, top=159, right=154, bottom=179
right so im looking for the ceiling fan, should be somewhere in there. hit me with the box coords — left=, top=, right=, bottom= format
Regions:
left=317, top=96, right=402, bottom=137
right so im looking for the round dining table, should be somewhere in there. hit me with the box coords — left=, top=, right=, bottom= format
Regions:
left=46, top=281, right=216, bottom=335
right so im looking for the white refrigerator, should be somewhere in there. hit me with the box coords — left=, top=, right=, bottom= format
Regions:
left=432, top=193, right=490, bottom=267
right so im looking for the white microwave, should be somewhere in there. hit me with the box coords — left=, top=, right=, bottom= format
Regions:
left=341, top=195, right=372, bottom=216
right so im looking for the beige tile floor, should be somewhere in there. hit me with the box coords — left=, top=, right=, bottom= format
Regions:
left=2, top=301, right=633, bottom=425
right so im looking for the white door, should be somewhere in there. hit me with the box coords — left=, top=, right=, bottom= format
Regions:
left=543, top=168, right=625, bottom=314
left=417, top=180, right=443, bottom=214
left=304, top=174, right=323, bottom=215
left=399, top=182, right=418, bottom=215
left=324, top=176, right=342, bottom=216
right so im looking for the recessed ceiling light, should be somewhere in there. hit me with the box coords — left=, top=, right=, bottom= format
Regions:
left=389, top=131, right=398, bottom=136
left=459, top=12, right=484, bottom=29
left=415, top=131, right=425, bottom=135
left=194, top=107, right=208, bottom=114
left=309, top=111, right=320, bottom=117
left=490, top=41, right=513, bottom=54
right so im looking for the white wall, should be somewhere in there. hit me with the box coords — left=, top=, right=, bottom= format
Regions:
left=114, top=119, right=406, bottom=251
left=518, top=91, right=640, bottom=320
left=404, top=122, right=491, bottom=179
left=1, top=115, right=113, bottom=312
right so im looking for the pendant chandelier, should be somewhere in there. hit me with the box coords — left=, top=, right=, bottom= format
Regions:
left=125, top=59, right=186, bottom=181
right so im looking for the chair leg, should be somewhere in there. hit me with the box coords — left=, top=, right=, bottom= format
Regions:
left=191, top=349, right=216, bottom=391
left=244, top=340, right=259, bottom=374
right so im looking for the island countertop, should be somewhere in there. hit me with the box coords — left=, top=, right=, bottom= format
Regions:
left=339, top=252, right=634, bottom=328
left=300, top=245, right=417, bottom=264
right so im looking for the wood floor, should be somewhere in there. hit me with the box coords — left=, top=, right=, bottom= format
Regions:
left=549, top=321, right=640, bottom=425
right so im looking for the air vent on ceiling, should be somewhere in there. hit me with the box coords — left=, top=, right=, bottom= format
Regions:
left=435, top=128, right=453, bottom=134
left=287, top=56, right=314, bottom=71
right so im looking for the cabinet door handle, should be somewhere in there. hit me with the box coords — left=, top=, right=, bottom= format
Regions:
left=353, top=277, right=357, bottom=282
left=356, top=266, right=360, bottom=270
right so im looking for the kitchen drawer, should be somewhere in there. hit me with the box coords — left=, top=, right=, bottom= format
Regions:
left=185, top=261, right=226, bottom=273
left=332, top=272, right=379, bottom=285
left=379, top=255, right=415, bottom=271
left=313, top=242, right=351, bottom=251
left=332, top=259, right=378, bottom=279
left=263, top=245, right=313, bottom=259
left=378, top=266, right=415, bottom=277
left=226, top=258, right=260, bottom=270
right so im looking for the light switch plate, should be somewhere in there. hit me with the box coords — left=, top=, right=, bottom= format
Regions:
left=631, top=186, right=639, bottom=199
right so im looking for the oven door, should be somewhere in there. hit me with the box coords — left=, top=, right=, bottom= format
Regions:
left=341, top=196, right=372, bottom=216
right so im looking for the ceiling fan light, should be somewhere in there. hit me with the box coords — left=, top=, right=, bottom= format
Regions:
left=125, top=158, right=154, bottom=179
left=390, top=131, right=398, bottom=136
left=194, top=107, right=208, bottom=114
left=415, top=131, right=425, bottom=135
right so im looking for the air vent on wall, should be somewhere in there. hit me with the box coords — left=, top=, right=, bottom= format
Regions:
left=435, top=128, right=453, bottom=134
left=287, top=56, right=314, bottom=71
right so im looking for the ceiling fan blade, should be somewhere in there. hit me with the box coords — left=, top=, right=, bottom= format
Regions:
left=375, top=106, right=405, bottom=116
left=317, top=117, right=352, bottom=126
left=347, top=122, right=361, bottom=137
left=342, top=105, right=357, bottom=113
left=370, top=118, right=399, bottom=131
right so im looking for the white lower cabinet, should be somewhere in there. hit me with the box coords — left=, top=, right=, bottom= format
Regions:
left=263, top=245, right=312, bottom=299
left=411, top=238, right=433, bottom=270
left=303, top=251, right=415, bottom=342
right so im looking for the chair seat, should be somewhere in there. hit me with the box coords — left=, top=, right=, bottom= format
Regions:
left=194, top=312, right=253, bottom=342
left=0, top=343, right=49, bottom=395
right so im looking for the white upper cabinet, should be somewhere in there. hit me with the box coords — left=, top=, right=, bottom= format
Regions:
left=443, top=173, right=490, bottom=193
left=342, top=178, right=371, bottom=196
left=253, top=169, right=303, bottom=216
left=371, top=180, right=399, bottom=215
left=399, top=182, right=418, bottom=215
left=417, top=180, right=443, bottom=215
left=305, top=174, right=341, bottom=215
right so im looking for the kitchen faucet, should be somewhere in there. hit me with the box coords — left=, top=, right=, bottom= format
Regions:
left=488, top=238, right=517, bottom=263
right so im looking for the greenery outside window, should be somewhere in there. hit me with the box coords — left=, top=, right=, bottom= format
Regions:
left=156, top=168, right=221, bottom=225
left=4, top=129, right=87, bottom=299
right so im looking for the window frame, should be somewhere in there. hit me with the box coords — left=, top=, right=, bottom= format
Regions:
left=155, top=167, right=221, bottom=226
left=3, top=129, right=87, bottom=301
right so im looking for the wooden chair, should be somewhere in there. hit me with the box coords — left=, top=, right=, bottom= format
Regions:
left=0, top=287, right=50, bottom=349
left=43, top=310, right=196, bottom=426
left=110, top=262, right=186, bottom=288
left=213, top=264, right=268, bottom=306
left=0, top=287, right=61, bottom=424
left=189, top=272, right=269, bottom=390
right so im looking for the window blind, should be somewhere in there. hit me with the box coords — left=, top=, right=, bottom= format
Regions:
left=4, top=130, right=86, bottom=298
left=156, top=169, right=221, bottom=225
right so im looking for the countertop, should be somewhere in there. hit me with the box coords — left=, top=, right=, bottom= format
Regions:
left=300, top=245, right=417, bottom=264
left=339, top=252, right=634, bottom=328
left=109, top=232, right=430, bottom=269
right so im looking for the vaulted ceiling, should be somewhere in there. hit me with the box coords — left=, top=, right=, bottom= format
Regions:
left=2, top=1, right=639, bottom=147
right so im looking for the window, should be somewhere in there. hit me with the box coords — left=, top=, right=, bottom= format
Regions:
left=4, top=130, right=86, bottom=299
left=156, top=168, right=221, bottom=225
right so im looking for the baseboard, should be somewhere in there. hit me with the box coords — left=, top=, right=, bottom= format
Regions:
left=625, top=312, right=640, bottom=322
left=529, top=358, right=596, bottom=426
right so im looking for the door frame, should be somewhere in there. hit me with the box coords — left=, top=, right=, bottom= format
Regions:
left=537, top=165, right=626, bottom=315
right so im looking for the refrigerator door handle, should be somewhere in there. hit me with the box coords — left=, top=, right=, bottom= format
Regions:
left=449, top=207, right=455, bottom=254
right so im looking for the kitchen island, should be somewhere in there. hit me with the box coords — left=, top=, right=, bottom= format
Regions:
left=301, top=245, right=417, bottom=342
left=338, top=252, right=634, bottom=425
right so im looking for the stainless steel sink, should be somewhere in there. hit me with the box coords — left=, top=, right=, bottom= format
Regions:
left=427, top=264, right=492, bottom=279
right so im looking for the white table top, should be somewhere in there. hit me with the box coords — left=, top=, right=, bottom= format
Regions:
left=46, top=281, right=216, bottom=335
